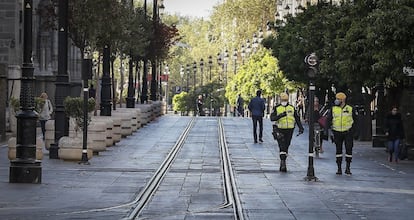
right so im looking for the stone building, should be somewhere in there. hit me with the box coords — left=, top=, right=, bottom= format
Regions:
left=0, top=0, right=82, bottom=134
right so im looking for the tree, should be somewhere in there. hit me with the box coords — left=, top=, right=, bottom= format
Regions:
left=226, top=49, right=294, bottom=105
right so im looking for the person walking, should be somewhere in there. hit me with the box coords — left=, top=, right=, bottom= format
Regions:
left=89, top=84, right=96, bottom=99
left=384, top=106, right=405, bottom=163
left=270, top=92, right=304, bottom=172
left=236, top=94, right=244, bottom=117
left=196, top=95, right=203, bottom=116
left=38, top=92, right=53, bottom=141
left=327, top=92, right=356, bottom=175
left=313, top=97, right=325, bottom=153
left=248, top=90, right=265, bottom=143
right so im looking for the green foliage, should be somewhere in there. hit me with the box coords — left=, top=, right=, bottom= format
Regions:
left=34, top=97, right=45, bottom=113
left=226, top=49, right=294, bottom=105
left=266, top=1, right=414, bottom=89
left=9, top=97, right=20, bottom=113
left=63, top=97, right=96, bottom=132
left=172, top=92, right=187, bottom=112
left=9, top=97, right=46, bottom=115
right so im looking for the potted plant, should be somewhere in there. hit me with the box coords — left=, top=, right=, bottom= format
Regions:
left=63, top=97, right=96, bottom=136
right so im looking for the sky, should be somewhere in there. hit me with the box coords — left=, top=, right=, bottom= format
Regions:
left=163, top=0, right=223, bottom=19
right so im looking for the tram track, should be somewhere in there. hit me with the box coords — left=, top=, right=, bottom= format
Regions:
left=127, top=117, right=244, bottom=219
left=124, top=117, right=196, bottom=219
left=54, top=117, right=244, bottom=219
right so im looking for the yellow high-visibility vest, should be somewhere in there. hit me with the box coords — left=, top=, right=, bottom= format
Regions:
left=276, top=105, right=295, bottom=129
left=332, top=105, right=353, bottom=132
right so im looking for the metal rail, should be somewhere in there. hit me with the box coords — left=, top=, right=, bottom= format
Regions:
left=218, top=118, right=245, bottom=220
left=124, top=117, right=196, bottom=219
left=56, top=117, right=244, bottom=219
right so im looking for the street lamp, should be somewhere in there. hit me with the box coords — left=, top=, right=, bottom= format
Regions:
left=193, top=61, right=197, bottom=92
left=223, top=50, right=229, bottom=117
left=252, top=33, right=259, bottom=52
left=208, top=56, right=213, bottom=116
left=241, top=45, right=246, bottom=65
left=232, top=49, right=238, bottom=76
left=304, top=52, right=319, bottom=182
left=10, top=0, right=42, bottom=183
left=200, top=58, right=204, bottom=86
left=101, top=45, right=112, bottom=116
left=246, top=39, right=252, bottom=56
left=163, top=64, right=169, bottom=114
left=217, top=53, right=222, bottom=82
left=51, top=0, right=69, bottom=159
left=208, top=55, right=213, bottom=81
left=258, top=28, right=264, bottom=43
left=186, top=64, right=190, bottom=92
left=80, top=46, right=92, bottom=165
left=180, top=65, right=184, bottom=92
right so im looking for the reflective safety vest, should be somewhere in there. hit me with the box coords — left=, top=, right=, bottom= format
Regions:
left=332, top=105, right=353, bottom=132
left=276, top=105, right=295, bottom=129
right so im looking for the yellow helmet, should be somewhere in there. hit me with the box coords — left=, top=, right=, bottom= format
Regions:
left=280, top=93, right=289, bottom=101
left=335, top=92, right=346, bottom=100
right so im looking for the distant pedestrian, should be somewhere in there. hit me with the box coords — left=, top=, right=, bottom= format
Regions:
left=313, top=97, right=325, bottom=153
left=38, top=92, right=53, bottom=141
left=236, top=94, right=244, bottom=117
left=384, top=106, right=405, bottom=163
left=296, top=91, right=305, bottom=120
left=89, top=84, right=96, bottom=99
left=327, top=92, right=356, bottom=175
left=270, top=92, right=304, bottom=172
left=248, top=90, right=265, bottom=143
left=196, top=95, right=204, bottom=116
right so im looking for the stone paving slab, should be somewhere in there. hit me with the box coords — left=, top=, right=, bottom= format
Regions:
left=0, top=115, right=413, bottom=220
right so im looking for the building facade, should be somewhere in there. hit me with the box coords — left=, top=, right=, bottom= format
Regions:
left=0, top=0, right=82, bottom=133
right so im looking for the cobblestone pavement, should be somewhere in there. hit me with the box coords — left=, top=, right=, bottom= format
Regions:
left=0, top=115, right=413, bottom=220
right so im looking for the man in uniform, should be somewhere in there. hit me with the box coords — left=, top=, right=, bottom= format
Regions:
left=270, top=92, right=304, bottom=172
left=327, top=92, right=356, bottom=175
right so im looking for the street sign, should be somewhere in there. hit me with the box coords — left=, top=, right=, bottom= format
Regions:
left=403, top=66, right=414, bottom=76
left=305, top=53, right=318, bottom=66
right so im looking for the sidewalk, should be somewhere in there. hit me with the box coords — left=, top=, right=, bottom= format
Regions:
left=0, top=115, right=413, bottom=220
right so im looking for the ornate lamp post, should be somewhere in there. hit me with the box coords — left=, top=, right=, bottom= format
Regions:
left=223, top=50, right=229, bottom=116
left=101, top=45, right=112, bottom=116
left=246, top=39, right=252, bottom=57
left=241, top=45, right=246, bottom=65
left=208, top=56, right=213, bottom=116
left=208, top=55, right=213, bottom=81
left=193, top=61, right=197, bottom=92
left=51, top=0, right=69, bottom=159
left=252, top=33, right=259, bottom=52
left=163, top=64, right=169, bottom=113
left=186, top=64, right=190, bottom=92
left=10, top=0, right=42, bottom=183
left=232, top=49, right=238, bottom=76
left=141, top=0, right=148, bottom=103
left=126, top=0, right=135, bottom=108
left=180, top=65, right=184, bottom=92
left=217, top=53, right=222, bottom=82
left=200, top=58, right=204, bottom=86
left=304, top=52, right=319, bottom=182
left=258, top=28, right=264, bottom=43
left=80, top=47, right=92, bottom=165
left=150, top=0, right=158, bottom=101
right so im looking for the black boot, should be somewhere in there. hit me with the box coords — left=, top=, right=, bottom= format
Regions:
left=280, top=160, right=287, bottom=172
left=389, top=153, right=393, bottom=162
left=345, top=162, right=352, bottom=175
left=336, top=159, right=342, bottom=175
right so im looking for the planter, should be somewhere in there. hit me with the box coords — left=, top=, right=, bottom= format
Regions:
left=8, top=137, right=43, bottom=160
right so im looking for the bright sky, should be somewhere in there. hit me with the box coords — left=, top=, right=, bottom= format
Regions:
left=163, top=0, right=223, bottom=19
